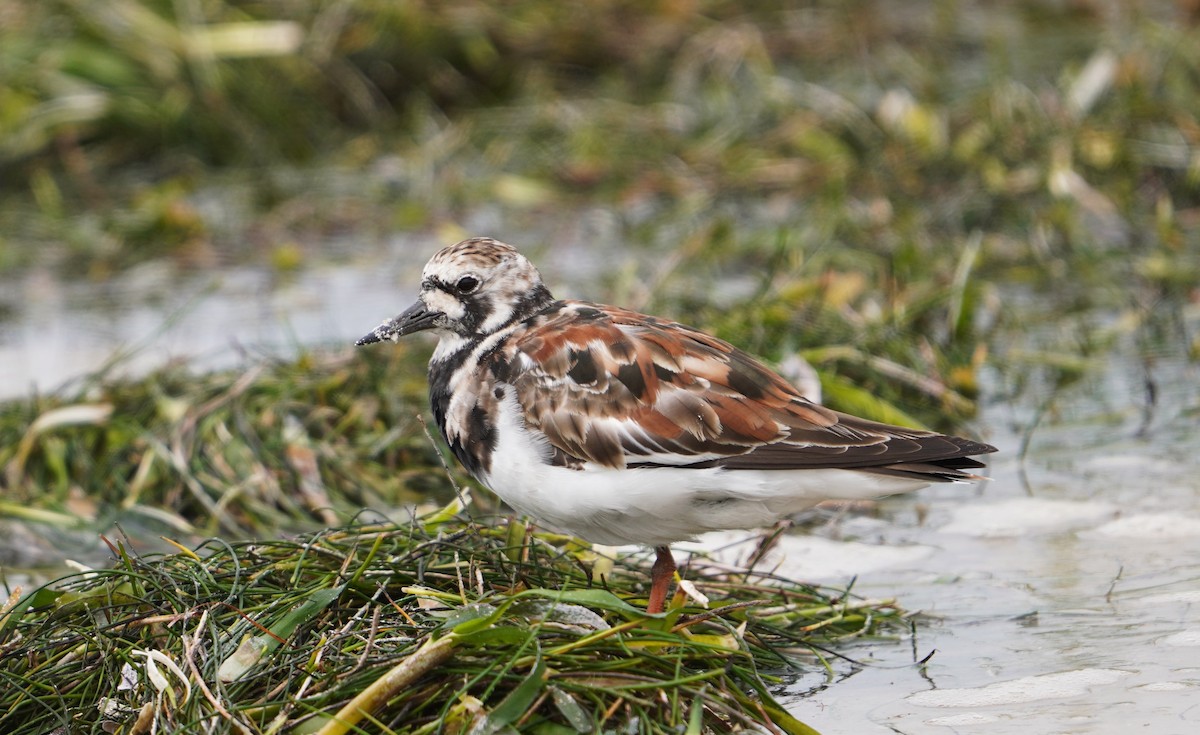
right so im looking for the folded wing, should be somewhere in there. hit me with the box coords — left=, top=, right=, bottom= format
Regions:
left=508, top=301, right=995, bottom=478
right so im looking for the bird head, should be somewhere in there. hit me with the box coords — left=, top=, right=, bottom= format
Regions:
left=356, top=237, right=554, bottom=346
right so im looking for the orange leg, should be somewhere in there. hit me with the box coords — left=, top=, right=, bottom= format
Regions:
left=646, top=545, right=676, bottom=614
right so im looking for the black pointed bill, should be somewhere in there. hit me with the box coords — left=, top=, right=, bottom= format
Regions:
left=355, top=300, right=440, bottom=346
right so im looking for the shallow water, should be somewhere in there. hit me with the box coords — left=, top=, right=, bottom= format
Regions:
left=775, top=346, right=1200, bottom=733
left=1, top=246, right=1198, bottom=733
left=0, top=254, right=417, bottom=400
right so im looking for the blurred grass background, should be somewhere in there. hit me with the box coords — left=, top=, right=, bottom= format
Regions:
left=3, top=0, right=1198, bottom=279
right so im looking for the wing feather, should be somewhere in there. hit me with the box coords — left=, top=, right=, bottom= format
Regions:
left=508, top=301, right=995, bottom=475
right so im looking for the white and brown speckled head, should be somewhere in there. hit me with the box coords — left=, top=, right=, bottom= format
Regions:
left=356, top=237, right=554, bottom=347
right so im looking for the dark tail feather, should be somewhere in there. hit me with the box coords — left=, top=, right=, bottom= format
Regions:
left=861, top=456, right=990, bottom=483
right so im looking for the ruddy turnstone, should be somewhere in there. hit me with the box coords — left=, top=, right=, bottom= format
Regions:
left=357, top=237, right=996, bottom=613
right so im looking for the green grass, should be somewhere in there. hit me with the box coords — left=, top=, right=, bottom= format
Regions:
left=0, top=345, right=457, bottom=537
left=0, top=505, right=911, bottom=734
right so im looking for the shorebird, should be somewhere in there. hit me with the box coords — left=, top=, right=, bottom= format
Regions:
left=357, top=237, right=996, bottom=613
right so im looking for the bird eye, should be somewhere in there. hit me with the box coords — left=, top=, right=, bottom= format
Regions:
left=455, top=275, right=480, bottom=293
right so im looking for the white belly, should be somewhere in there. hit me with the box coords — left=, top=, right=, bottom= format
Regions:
left=478, top=394, right=932, bottom=546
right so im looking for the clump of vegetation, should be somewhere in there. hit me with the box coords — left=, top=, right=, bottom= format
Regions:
left=0, top=506, right=911, bottom=734
left=0, top=344, right=457, bottom=538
